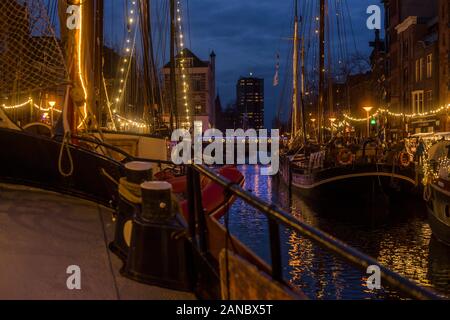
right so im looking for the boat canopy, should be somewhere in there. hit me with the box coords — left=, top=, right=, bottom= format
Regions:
left=410, top=133, right=435, bottom=139
left=428, top=140, right=450, bottom=161
left=0, top=108, right=21, bottom=131
left=410, top=132, right=450, bottom=141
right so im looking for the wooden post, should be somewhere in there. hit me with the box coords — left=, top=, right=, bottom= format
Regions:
left=170, top=0, right=178, bottom=130
left=318, top=0, right=325, bottom=144
left=268, top=218, right=283, bottom=282
left=192, top=168, right=208, bottom=254
left=186, top=166, right=197, bottom=240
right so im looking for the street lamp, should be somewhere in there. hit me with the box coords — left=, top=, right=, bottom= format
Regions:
left=48, top=101, right=56, bottom=127
left=311, top=118, right=317, bottom=140
left=363, top=106, right=373, bottom=138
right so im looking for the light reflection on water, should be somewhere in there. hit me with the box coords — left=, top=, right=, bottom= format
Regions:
left=226, top=165, right=450, bottom=299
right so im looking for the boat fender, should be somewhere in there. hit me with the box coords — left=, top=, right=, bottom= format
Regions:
left=337, top=149, right=353, bottom=165
left=399, top=152, right=411, bottom=167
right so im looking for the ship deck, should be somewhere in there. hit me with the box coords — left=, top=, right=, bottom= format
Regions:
left=0, top=183, right=196, bottom=300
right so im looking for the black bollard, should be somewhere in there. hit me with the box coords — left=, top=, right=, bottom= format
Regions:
left=122, top=181, right=192, bottom=291
left=109, top=161, right=153, bottom=260
left=124, top=161, right=153, bottom=184
left=140, top=181, right=174, bottom=222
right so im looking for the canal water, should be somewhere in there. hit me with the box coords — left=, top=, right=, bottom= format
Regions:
left=227, top=165, right=450, bottom=299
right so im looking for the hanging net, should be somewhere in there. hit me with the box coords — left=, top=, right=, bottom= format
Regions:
left=0, top=0, right=68, bottom=99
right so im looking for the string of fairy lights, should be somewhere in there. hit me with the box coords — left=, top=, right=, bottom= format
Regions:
left=1, top=0, right=192, bottom=131
left=176, top=0, right=191, bottom=129
left=109, top=0, right=149, bottom=130
left=343, top=104, right=450, bottom=122
left=108, top=0, right=192, bottom=130
left=1, top=99, right=62, bottom=113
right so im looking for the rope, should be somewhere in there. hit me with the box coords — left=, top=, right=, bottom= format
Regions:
left=0, top=0, right=68, bottom=96
left=58, top=131, right=74, bottom=177
left=118, top=177, right=142, bottom=204
left=101, top=168, right=119, bottom=186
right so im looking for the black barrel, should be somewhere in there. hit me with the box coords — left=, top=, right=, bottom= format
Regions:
left=124, top=161, right=153, bottom=183
left=140, top=181, right=174, bottom=222
left=109, top=161, right=153, bottom=260
left=122, top=181, right=192, bottom=291
left=122, top=216, right=192, bottom=291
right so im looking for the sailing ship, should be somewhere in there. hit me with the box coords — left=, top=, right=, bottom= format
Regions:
left=0, top=0, right=247, bottom=298
left=0, top=0, right=442, bottom=302
left=278, top=0, right=418, bottom=216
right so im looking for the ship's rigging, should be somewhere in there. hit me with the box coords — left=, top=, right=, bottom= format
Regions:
left=277, top=0, right=371, bottom=145
left=0, top=0, right=192, bottom=136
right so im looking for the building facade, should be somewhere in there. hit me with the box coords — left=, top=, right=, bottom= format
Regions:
left=384, top=0, right=439, bottom=112
left=236, top=76, right=264, bottom=130
left=439, top=0, right=450, bottom=105
left=162, top=48, right=216, bottom=131
left=383, top=0, right=450, bottom=133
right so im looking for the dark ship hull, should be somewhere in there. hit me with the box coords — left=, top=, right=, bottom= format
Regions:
left=279, top=155, right=418, bottom=218
left=427, top=180, right=450, bottom=246
left=0, top=127, right=124, bottom=207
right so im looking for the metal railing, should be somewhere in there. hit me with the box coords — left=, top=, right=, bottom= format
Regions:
left=186, top=164, right=442, bottom=300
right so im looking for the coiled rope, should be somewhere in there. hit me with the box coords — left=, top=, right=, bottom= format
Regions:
left=118, top=178, right=142, bottom=204
left=58, top=131, right=74, bottom=177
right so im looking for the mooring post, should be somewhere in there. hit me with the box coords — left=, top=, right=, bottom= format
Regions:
left=268, top=218, right=283, bottom=282
left=109, top=161, right=154, bottom=260
left=192, top=167, right=208, bottom=254
left=186, top=166, right=197, bottom=242
left=124, top=161, right=153, bottom=184
left=122, top=178, right=192, bottom=291
left=140, top=181, right=173, bottom=222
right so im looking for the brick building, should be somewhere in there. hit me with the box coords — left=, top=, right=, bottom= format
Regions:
left=383, top=0, right=450, bottom=133
left=438, top=0, right=450, bottom=106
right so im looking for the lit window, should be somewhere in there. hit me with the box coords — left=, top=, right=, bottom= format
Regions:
left=420, top=58, right=423, bottom=81
left=426, top=90, right=433, bottom=110
left=427, top=54, right=433, bottom=78
left=415, top=59, right=423, bottom=82
left=412, top=90, right=424, bottom=114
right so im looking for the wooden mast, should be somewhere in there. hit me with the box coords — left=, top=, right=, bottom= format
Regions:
left=58, top=0, right=81, bottom=133
left=169, top=0, right=178, bottom=131
left=94, top=0, right=104, bottom=127
left=140, top=0, right=163, bottom=132
left=291, top=0, right=299, bottom=143
left=300, top=16, right=307, bottom=145
left=140, top=0, right=154, bottom=131
left=318, top=0, right=325, bottom=144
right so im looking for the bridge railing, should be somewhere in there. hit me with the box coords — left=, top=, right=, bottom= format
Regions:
left=186, top=164, right=442, bottom=300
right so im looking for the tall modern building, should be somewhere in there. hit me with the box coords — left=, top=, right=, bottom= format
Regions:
left=236, top=76, right=264, bottom=130
left=162, top=48, right=216, bottom=130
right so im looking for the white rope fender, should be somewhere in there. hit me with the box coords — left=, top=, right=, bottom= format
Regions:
left=58, top=85, right=74, bottom=178
left=58, top=131, right=74, bottom=178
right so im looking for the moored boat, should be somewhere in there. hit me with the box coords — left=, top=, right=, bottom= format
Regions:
left=279, top=138, right=418, bottom=217
left=423, top=139, right=450, bottom=245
